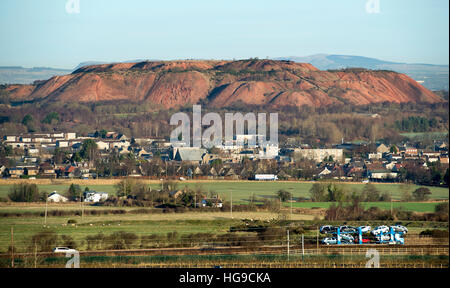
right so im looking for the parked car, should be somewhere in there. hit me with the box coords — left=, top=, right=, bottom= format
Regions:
left=391, top=225, right=408, bottom=233
left=358, top=226, right=371, bottom=233
left=340, top=226, right=357, bottom=233
left=320, top=225, right=336, bottom=234
left=52, top=247, right=77, bottom=253
left=322, top=237, right=337, bottom=245
left=340, top=234, right=354, bottom=243
left=371, top=225, right=389, bottom=235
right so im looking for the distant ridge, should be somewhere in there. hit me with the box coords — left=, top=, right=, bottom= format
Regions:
left=275, top=54, right=449, bottom=91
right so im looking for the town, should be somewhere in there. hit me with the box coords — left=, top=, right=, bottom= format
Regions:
left=0, top=131, right=448, bottom=187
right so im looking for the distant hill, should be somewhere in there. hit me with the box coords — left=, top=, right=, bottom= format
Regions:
left=275, top=54, right=449, bottom=91
left=0, top=66, right=72, bottom=85
left=0, top=60, right=153, bottom=85
left=3, top=59, right=443, bottom=109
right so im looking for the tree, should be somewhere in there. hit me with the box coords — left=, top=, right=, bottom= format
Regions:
left=390, top=145, right=399, bottom=154
left=66, top=184, right=82, bottom=201
left=22, top=114, right=35, bottom=132
left=53, top=148, right=68, bottom=164
left=8, top=183, right=40, bottom=202
left=444, top=168, right=449, bottom=187
left=326, top=183, right=348, bottom=202
left=276, top=189, right=292, bottom=202
left=71, top=152, right=82, bottom=163
left=41, top=112, right=60, bottom=124
left=412, top=187, right=432, bottom=201
left=399, top=183, right=412, bottom=202
left=80, top=139, right=98, bottom=162
left=361, top=183, right=380, bottom=202
left=309, top=183, right=326, bottom=202
left=115, top=178, right=140, bottom=198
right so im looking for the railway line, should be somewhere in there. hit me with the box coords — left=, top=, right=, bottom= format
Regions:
left=2, top=244, right=448, bottom=259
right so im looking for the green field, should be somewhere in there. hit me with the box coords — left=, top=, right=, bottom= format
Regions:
left=400, top=131, right=448, bottom=140
left=0, top=182, right=448, bottom=203
left=285, top=202, right=443, bottom=213
left=0, top=181, right=448, bottom=255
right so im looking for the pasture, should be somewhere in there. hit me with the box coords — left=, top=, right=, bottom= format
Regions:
left=0, top=181, right=448, bottom=203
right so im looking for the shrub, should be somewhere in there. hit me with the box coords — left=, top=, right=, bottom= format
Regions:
left=276, top=190, right=292, bottom=202
left=419, top=229, right=449, bottom=238
left=412, top=187, right=432, bottom=201
left=435, top=202, right=449, bottom=214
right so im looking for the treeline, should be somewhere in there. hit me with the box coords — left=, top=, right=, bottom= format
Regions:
left=0, top=97, right=447, bottom=145
left=307, top=182, right=435, bottom=203
left=325, top=200, right=448, bottom=222
left=394, top=116, right=439, bottom=132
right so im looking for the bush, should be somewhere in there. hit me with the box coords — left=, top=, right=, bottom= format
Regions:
left=419, top=229, right=449, bottom=238
left=276, top=190, right=292, bottom=202
left=412, top=187, right=432, bottom=201
left=67, top=219, right=77, bottom=224
left=435, top=202, right=449, bottom=214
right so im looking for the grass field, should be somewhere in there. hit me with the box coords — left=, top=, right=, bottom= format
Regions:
left=400, top=131, right=448, bottom=140
left=0, top=181, right=448, bottom=256
left=0, top=181, right=448, bottom=203
left=284, top=201, right=443, bottom=213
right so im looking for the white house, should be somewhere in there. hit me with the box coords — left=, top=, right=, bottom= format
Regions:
left=47, top=192, right=68, bottom=203
left=84, top=192, right=109, bottom=203
left=56, top=141, right=69, bottom=148
left=95, top=141, right=110, bottom=150
left=318, top=167, right=332, bottom=177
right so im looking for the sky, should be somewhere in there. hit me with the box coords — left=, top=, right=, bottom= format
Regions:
left=0, top=0, right=448, bottom=69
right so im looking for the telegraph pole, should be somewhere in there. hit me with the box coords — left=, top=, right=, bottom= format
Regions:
left=302, top=234, right=305, bottom=261
left=290, top=194, right=293, bottom=219
left=287, top=230, right=290, bottom=261
left=316, top=226, right=319, bottom=253
left=11, top=227, right=14, bottom=268
left=390, top=190, right=393, bottom=215
left=44, top=197, right=48, bottom=226
left=230, top=191, right=233, bottom=219
left=34, top=241, right=37, bottom=268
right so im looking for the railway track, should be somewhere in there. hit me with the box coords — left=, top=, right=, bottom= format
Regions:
left=2, top=244, right=448, bottom=258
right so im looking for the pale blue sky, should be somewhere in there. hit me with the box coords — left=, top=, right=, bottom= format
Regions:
left=0, top=0, right=448, bottom=69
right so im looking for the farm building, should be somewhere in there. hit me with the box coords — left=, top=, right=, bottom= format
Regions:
left=47, top=192, right=68, bottom=203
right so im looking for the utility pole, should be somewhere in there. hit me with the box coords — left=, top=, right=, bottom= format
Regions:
left=34, top=241, right=37, bottom=268
left=287, top=230, right=290, bottom=261
left=316, top=226, right=319, bottom=253
left=302, top=234, right=305, bottom=261
left=11, top=227, right=14, bottom=268
left=290, top=194, right=293, bottom=219
left=230, top=191, right=233, bottom=219
left=80, top=190, right=84, bottom=223
left=390, top=190, right=393, bottom=215
left=44, top=197, right=48, bottom=226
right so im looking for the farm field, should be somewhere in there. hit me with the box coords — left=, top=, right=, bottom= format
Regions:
left=0, top=181, right=448, bottom=202
left=285, top=202, right=444, bottom=213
